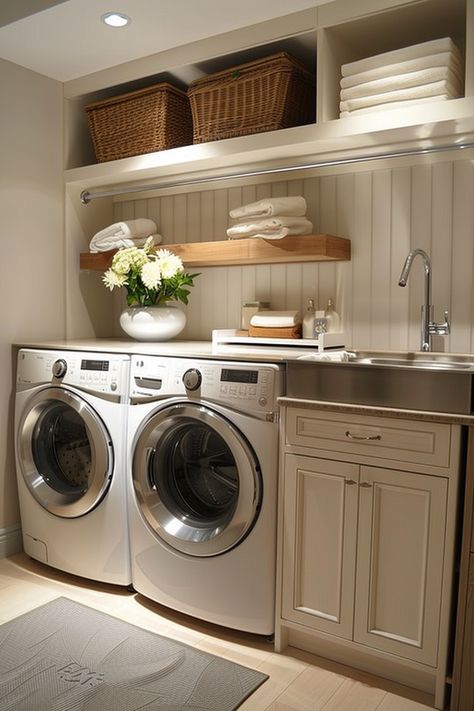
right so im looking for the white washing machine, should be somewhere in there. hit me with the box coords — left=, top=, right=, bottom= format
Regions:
left=14, top=348, right=131, bottom=585
left=127, top=355, right=284, bottom=635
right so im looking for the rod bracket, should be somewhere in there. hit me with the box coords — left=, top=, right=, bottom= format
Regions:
left=80, top=190, right=91, bottom=204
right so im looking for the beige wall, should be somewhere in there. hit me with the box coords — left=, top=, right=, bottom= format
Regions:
left=0, top=58, right=64, bottom=529
left=107, top=153, right=474, bottom=353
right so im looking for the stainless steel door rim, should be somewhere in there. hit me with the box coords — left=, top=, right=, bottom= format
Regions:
left=18, top=387, right=113, bottom=518
left=132, top=402, right=261, bottom=557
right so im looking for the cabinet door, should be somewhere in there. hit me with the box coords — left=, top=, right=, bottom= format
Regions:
left=354, top=466, right=448, bottom=666
left=281, top=454, right=359, bottom=639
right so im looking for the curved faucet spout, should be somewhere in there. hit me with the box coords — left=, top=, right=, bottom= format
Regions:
left=398, top=248, right=449, bottom=352
left=398, top=248, right=431, bottom=289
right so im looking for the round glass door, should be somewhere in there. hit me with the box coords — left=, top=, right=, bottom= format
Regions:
left=17, top=388, right=113, bottom=518
left=132, top=403, right=262, bottom=557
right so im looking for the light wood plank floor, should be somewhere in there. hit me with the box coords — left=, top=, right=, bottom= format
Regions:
left=0, top=553, right=437, bottom=711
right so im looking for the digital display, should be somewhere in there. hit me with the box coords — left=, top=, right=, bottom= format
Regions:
left=81, top=359, right=109, bottom=372
left=220, top=369, right=258, bottom=384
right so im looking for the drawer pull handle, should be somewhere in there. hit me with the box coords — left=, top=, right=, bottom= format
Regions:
left=345, top=479, right=357, bottom=485
left=359, top=481, right=373, bottom=488
left=345, top=430, right=382, bottom=441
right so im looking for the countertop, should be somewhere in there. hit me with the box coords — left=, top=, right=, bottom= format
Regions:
left=13, top=338, right=474, bottom=424
left=13, top=338, right=318, bottom=362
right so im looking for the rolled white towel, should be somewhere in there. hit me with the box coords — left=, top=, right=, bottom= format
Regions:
left=340, top=66, right=461, bottom=101
left=226, top=216, right=313, bottom=241
left=89, top=218, right=159, bottom=252
left=229, top=196, right=307, bottom=219
left=250, top=310, right=300, bottom=328
left=340, top=94, right=450, bottom=118
left=90, top=233, right=163, bottom=253
left=339, top=78, right=461, bottom=113
left=340, top=50, right=463, bottom=89
left=342, top=38, right=462, bottom=77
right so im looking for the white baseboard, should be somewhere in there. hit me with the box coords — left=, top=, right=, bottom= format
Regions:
left=0, top=525, right=23, bottom=558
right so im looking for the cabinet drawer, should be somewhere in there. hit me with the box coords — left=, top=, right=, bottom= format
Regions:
left=286, top=408, right=452, bottom=468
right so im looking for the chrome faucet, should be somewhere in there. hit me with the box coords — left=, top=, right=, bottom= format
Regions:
left=398, top=248, right=450, bottom=352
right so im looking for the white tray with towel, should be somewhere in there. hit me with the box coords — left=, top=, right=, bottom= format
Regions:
left=212, top=329, right=345, bottom=352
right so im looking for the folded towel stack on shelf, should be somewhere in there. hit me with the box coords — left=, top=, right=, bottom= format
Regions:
left=226, top=196, right=313, bottom=240
left=339, top=37, right=464, bottom=118
left=89, top=218, right=162, bottom=252
left=248, top=310, right=302, bottom=339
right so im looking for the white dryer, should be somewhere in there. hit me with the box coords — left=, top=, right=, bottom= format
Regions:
left=14, top=348, right=131, bottom=585
left=127, top=355, right=284, bottom=635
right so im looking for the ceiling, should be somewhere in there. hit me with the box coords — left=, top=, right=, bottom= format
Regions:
left=0, top=0, right=332, bottom=83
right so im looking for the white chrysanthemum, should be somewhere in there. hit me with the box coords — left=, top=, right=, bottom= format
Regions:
left=155, top=249, right=183, bottom=278
left=112, top=246, right=148, bottom=274
left=102, top=269, right=128, bottom=291
left=141, top=261, right=162, bottom=290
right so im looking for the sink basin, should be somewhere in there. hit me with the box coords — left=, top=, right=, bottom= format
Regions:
left=297, top=350, right=474, bottom=372
left=344, top=351, right=474, bottom=371
left=290, top=350, right=474, bottom=414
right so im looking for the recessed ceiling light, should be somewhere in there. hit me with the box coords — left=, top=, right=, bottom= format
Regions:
left=101, top=12, right=131, bottom=28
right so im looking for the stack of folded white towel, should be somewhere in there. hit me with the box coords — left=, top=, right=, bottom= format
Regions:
left=89, top=218, right=162, bottom=252
left=226, top=196, right=313, bottom=240
left=339, top=37, right=464, bottom=118
left=248, top=310, right=302, bottom=339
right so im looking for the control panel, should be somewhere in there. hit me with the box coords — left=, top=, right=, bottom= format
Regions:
left=17, top=349, right=130, bottom=397
left=130, top=356, right=284, bottom=413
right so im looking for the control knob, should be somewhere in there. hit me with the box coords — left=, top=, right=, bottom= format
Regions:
left=182, top=368, right=202, bottom=391
left=52, top=359, right=67, bottom=378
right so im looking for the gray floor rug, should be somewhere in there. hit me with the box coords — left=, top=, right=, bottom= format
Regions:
left=0, top=597, right=268, bottom=711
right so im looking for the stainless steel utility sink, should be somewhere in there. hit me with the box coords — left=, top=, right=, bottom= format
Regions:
left=289, top=350, right=474, bottom=414
left=344, top=350, right=474, bottom=372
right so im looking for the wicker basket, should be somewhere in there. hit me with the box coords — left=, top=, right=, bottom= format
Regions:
left=85, top=83, right=193, bottom=163
left=187, top=52, right=315, bottom=144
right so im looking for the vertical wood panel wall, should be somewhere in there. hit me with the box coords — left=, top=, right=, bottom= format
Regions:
left=112, top=157, right=474, bottom=352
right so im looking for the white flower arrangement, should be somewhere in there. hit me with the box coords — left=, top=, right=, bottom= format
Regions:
left=103, top=237, right=199, bottom=307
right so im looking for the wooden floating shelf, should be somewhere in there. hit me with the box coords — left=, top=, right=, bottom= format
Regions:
left=80, top=234, right=350, bottom=270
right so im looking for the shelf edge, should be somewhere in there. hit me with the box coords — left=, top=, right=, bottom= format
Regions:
left=80, top=234, right=351, bottom=271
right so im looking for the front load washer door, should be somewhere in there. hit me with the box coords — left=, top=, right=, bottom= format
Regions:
left=132, top=403, right=262, bottom=557
left=17, top=388, right=113, bottom=518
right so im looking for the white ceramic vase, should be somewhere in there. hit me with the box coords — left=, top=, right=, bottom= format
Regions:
left=119, top=303, right=186, bottom=341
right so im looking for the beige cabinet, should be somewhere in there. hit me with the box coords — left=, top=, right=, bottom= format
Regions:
left=277, top=406, right=462, bottom=709
left=282, top=456, right=448, bottom=665
left=282, top=455, right=358, bottom=639
left=354, top=466, right=447, bottom=666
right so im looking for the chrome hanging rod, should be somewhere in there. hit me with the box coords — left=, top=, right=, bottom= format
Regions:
left=79, top=140, right=474, bottom=204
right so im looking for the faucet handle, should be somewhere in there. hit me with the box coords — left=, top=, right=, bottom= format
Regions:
left=430, top=309, right=450, bottom=336
left=442, top=310, right=451, bottom=335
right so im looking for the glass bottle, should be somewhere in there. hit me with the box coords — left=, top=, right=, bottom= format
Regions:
left=325, top=298, right=340, bottom=333
left=303, top=298, right=315, bottom=339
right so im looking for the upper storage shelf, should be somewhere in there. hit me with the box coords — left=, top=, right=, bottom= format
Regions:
left=80, top=234, right=351, bottom=270
left=64, top=0, right=473, bottom=194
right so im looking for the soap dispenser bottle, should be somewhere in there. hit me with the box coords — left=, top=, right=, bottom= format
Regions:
left=325, top=298, right=340, bottom=333
left=303, top=298, right=315, bottom=338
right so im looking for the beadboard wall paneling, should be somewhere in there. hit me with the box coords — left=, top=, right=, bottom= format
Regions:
left=112, top=157, right=474, bottom=352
